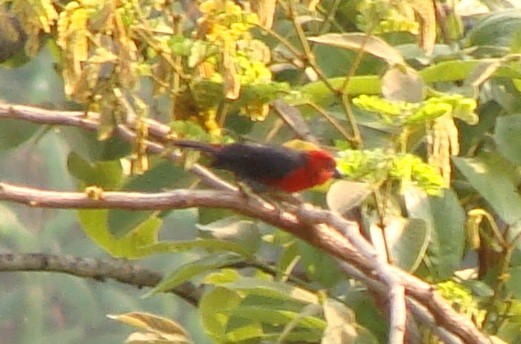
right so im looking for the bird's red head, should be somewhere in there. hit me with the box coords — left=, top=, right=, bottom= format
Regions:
left=266, top=149, right=340, bottom=193
left=306, top=150, right=340, bottom=185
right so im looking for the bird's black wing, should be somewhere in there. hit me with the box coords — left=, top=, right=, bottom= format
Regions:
left=212, top=143, right=306, bottom=181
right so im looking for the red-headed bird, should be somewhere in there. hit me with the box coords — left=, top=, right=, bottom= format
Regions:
left=174, top=140, right=340, bottom=193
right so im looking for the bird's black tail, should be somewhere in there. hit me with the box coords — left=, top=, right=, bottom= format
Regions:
left=172, top=139, right=221, bottom=155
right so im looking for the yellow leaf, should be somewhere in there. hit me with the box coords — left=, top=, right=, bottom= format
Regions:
left=223, top=39, right=240, bottom=99
left=252, top=0, right=276, bottom=29
left=411, top=0, right=436, bottom=55
left=283, top=139, right=321, bottom=151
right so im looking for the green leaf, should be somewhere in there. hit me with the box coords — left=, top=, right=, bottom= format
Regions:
left=419, top=59, right=521, bottom=83
left=308, top=33, right=405, bottom=66
left=148, top=253, right=244, bottom=295
left=67, top=152, right=123, bottom=189
left=297, top=76, right=381, bottom=107
left=107, top=161, right=191, bottom=237
left=454, top=155, right=521, bottom=225
left=465, top=59, right=502, bottom=88
left=60, top=126, right=130, bottom=162
left=77, top=209, right=162, bottom=258
left=121, top=160, right=190, bottom=192
left=370, top=215, right=429, bottom=272
left=170, top=120, right=211, bottom=140
left=506, top=266, right=521, bottom=298
left=108, top=209, right=156, bottom=238
left=313, top=44, right=354, bottom=78
left=276, top=304, right=325, bottom=343
left=463, top=279, right=494, bottom=298
left=203, top=268, right=242, bottom=285
left=459, top=101, right=501, bottom=154
left=404, top=188, right=465, bottom=278
left=297, top=242, right=342, bottom=287
left=0, top=119, right=39, bottom=150
left=225, top=319, right=264, bottom=342
left=512, top=25, right=521, bottom=53
left=197, top=217, right=261, bottom=255
left=147, top=239, right=253, bottom=256
left=346, top=291, right=387, bottom=342
left=79, top=208, right=251, bottom=258
left=497, top=309, right=521, bottom=344
left=199, top=281, right=325, bottom=343
left=160, top=208, right=199, bottom=237
left=198, top=207, right=237, bottom=225
left=494, top=114, right=521, bottom=165
left=429, top=190, right=466, bottom=279
left=206, top=277, right=319, bottom=305
left=0, top=203, right=31, bottom=245
left=275, top=241, right=300, bottom=281
left=467, top=10, right=521, bottom=47
left=200, top=287, right=243, bottom=341
left=228, top=305, right=325, bottom=330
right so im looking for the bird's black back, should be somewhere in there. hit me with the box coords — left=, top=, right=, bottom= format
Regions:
left=212, top=143, right=307, bottom=181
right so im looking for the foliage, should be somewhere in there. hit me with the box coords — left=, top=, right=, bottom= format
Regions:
left=2, top=0, right=521, bottom=343
left=108, top=312, right=193, bottom=343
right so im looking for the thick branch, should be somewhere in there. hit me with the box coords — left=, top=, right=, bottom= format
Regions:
left=337, top=261, right=462, bottom=344
left=0, top=252, right=201, bottom=305
left=0, top=183, right=300, bottom=231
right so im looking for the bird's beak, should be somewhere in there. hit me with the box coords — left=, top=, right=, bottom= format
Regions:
left=332, top=169, right=343, bottom=179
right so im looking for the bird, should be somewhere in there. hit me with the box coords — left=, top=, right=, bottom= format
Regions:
left=173, top=140, right=340, bottom=193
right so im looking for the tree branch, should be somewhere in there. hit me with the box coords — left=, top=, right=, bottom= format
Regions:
left=0, top=181, right=489, bottom=343
left=0, top=103, right=235, bottom=191
left=0, top=252, right=201, bottom=306
left=336, top=261, right=463, bottom=344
